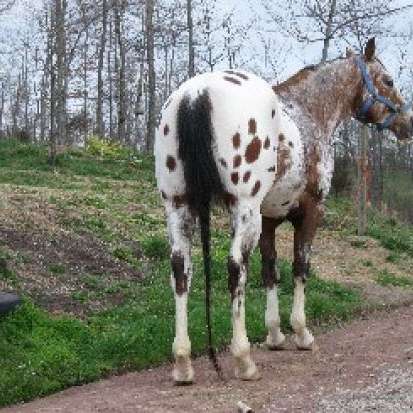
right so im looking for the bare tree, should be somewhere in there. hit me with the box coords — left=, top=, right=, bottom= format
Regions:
left=115, top=0, right=126, bottom=143
left=96, top=0, right=108, bottom=138
left=263, top=0, right=413, bottom=61
left=145, top=0, right=156, bottom=152
left=187, top=0, right=194, bottom=77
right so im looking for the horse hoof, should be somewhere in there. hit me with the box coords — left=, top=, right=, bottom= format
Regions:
left=265, top=332, right=286, bottom=351
left=172, top=357, right=194, bottom=385
left=235, top=361, right=261, bottom=381
left=294, top=331, right=314, bottom=351
left=173, top=367, right=194, bottom=385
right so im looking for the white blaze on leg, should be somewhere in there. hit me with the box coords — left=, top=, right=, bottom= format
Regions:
left=231, top=269, right=259, bottom=380
left=172, top=292, right=194, bottom=383
left=229, top=206, right=261, bottom=380
left=290, top=278, right=314, bottom=350
left=174, top=293, right=190, bottom=356
left=167, top=205, right=194, bottom=384
left=231, top=272, right=248, bottom=354
left=265, top=286, right=285, bottom=349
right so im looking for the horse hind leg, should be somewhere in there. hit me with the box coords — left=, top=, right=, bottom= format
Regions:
left=259, top=216, right=286, bottom=350
left=228, top=202, right=262, bottom=380
left=166, top=203, right=196, bottom=384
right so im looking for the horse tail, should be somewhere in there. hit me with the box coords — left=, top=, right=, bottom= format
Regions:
left=177, top=90, right=224, bottom=378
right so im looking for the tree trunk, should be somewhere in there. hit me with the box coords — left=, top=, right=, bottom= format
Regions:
left=108, top=15, right=114, bottom=140
left=115, top=0, right=126, bottom=143
left=96, top=0, right=107, bottom=138
left=370, top=128, right=383, bottom=210
left=321, top=0, right=337, bottom=63
left=55, top=0, right=67, bottom=145
left=187, top=0, right=194, bottom=77
left=24, top=45, right=29, bottom=138
left=0, top=82, right=4, bottom=136
left=83, top=26, right=89, bottom=144
left=145, top=0, right=156, bottom=153
left=49, top=6, right=57, bottom=166
left=357, top=124, right=369, bottom=235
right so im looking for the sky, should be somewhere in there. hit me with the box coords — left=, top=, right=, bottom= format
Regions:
left=0, top=0, right=412, bottom=87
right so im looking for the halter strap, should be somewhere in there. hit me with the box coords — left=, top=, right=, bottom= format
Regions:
left=355, top=56, right=408, bottom=131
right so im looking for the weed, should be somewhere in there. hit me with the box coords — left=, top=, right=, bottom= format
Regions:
left=376, top=270, right=413, bottom=288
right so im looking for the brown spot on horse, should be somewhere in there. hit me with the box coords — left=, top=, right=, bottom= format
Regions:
left=161, top=191, right=168, bottom=200
left=224, top=76, right=241, bottom=85
left=275, top=142, right=292, bottom=182
left=171, top=252, right=187, bottom=295
left=233, top=155, right=242, bottom=168
left=227, top=257, right=240, bottom=301
left=219, top=158, right=228, bottom=168
left=225, top=70, right=249, bottom=80
left=248, top=119, right=257, bottom=134
left=231, top=172, right=239, bottom=185
left=245, top=137, right=261, bottom=163
left=164, top=124, right=170, bottom=136
left=251, top=180, right=261, bottom=196
left=166, top=155, right=176, bottom=171
left=233, top=132, right=241, bottom=149
left=173, top=194, right=187, bottom=208
left=264, top=136, right=270, bottom=149
left=243, top=171, right=251, bottom=183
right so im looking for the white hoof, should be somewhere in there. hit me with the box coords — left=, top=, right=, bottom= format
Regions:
left=172, top=355, right=194, bottom=385
left=265, top=331, right=286, bottom=350
left=294, top=329, right=314, bottom=350
left=235, top=357, right=261, bottom=381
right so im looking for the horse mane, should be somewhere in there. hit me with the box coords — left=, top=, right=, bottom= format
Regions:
left=273, top=56, right=348, bottom=93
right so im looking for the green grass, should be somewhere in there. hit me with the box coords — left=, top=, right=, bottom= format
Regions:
left=383, top=170, right=413, bottom=225
left=376, top=270, right=413, bottom=288
left=0, top=140, right=400, bottom=407
left=0, top=243, right=362, bottom=407
left=0, top=139, right=155, bottom=189
left=368, top=213, right=413, bottom=255
left=326, top=196, right=413, bottom=257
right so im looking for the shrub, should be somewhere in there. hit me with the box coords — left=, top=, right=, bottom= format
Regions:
left=141, top=236, right=170, bottom=260
left=86, top=136, right=129, bottom=159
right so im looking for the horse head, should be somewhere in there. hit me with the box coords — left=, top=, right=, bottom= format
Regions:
left=349, top=37, right=413, bottom=140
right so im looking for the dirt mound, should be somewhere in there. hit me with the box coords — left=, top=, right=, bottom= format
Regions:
left=0, top=227, right=142, bottom=315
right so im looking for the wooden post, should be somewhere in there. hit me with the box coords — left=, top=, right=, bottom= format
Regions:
left=357, top=124, right=369, bottom=236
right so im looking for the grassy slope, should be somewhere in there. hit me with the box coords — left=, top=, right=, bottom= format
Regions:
left=0, top=140, right=410, bottom=407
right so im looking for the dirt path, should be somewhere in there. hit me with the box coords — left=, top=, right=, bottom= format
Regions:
left=3, top=305, right=413, bottom=413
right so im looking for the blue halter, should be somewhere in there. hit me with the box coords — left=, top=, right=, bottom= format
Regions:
left=355, top=56, right=407, bottom=131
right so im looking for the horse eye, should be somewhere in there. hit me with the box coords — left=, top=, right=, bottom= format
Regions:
left=385, top=78, right=394, bottom=88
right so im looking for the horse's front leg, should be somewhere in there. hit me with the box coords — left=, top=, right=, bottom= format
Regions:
left=290, top=199, right=323, bottom=350
left=228, top=202, right=261, bottom=380
left=166, top=204, right=195, bottom=384
left=259, top=216, right=286, bottom=350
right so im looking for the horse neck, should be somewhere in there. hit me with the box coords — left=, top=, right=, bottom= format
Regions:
left=274, top=59, right=361, bottom=141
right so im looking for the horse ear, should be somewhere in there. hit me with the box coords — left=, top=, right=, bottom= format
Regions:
left=346, top=47, right=355, bottom=58
left=364, top=37, right=376, bottom=61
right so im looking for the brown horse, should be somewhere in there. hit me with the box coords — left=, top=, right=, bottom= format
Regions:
left=155, top=37, right=413, bottom=383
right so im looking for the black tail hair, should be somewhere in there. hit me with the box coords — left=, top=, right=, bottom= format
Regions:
left=177, top=90, right=224, bottom=379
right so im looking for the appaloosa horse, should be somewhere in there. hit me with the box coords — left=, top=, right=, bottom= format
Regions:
left=155, top=38, right=413, bottom=384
